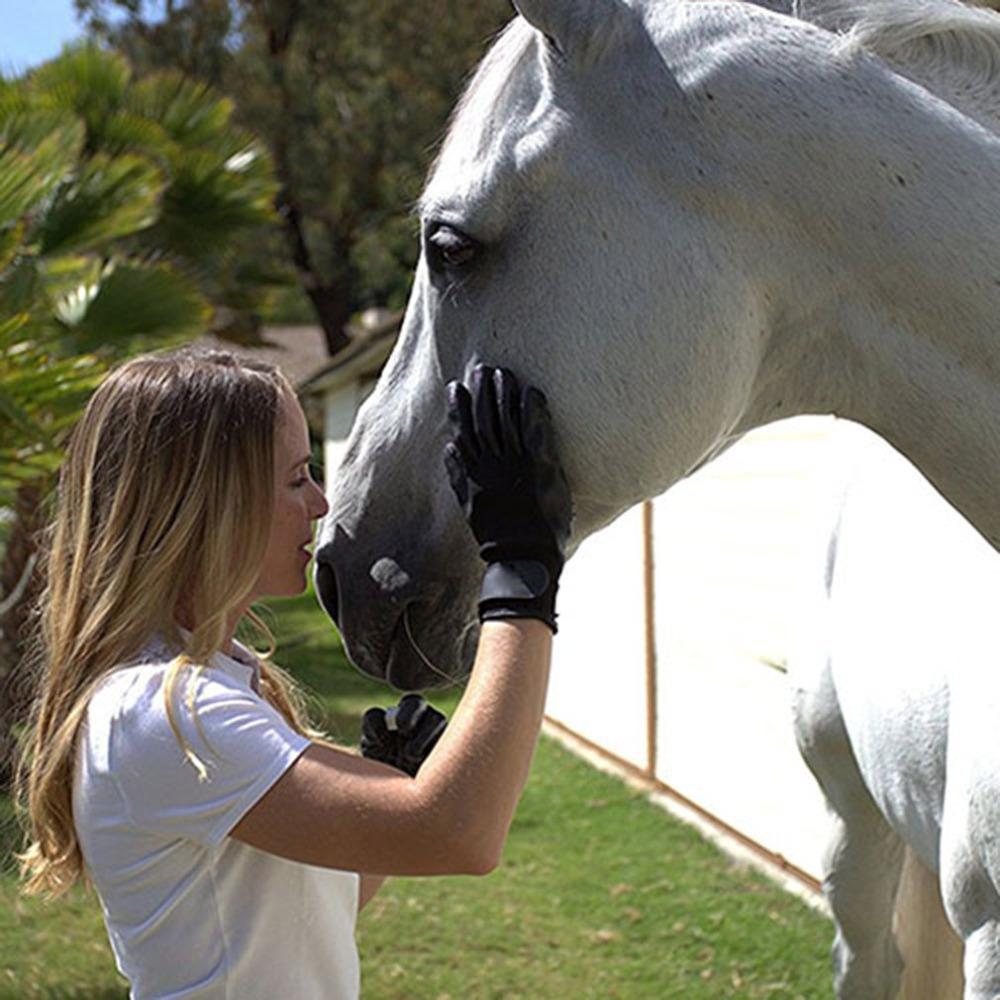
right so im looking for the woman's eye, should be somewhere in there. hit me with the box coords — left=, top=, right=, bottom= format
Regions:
left=426, top=223, right=479, bottom=271
left=291, top=464, right=322, bottom=489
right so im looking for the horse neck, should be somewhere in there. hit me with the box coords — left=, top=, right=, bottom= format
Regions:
left=739, top=103, right=1000, bottom=548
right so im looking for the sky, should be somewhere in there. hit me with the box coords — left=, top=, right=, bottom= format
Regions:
left=1, top=0, right=94, bottom=75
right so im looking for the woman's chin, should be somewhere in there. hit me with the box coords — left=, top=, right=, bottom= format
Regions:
left=254, top=570, right=310, bottom=602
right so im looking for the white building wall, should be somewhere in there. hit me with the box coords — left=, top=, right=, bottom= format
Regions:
left=548, top=416, right=851, bottom=881
left=650, top=417, right=842, bottom=879
left=547, top=503, right=649, bottom=770
left=322, top=381, right=377, bottom=490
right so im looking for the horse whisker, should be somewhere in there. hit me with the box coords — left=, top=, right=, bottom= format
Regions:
left=402, top=604, right=461, bottom=686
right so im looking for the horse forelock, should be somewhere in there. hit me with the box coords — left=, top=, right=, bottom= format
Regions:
left=795, top=0, right=1000, bottom=131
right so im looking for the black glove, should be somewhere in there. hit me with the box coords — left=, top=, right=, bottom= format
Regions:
left=360, top=694, right=447, bottom=777
left=444, top=364, right=572, bottom=632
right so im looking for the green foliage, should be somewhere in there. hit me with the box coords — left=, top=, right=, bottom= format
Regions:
left=0, top=320, right=105, bottom=502
left=77, top=0, right=514, bottom=340
left=37, top=151, right=165, bottom=254
left=67, top=262, right=210, bottom=348
left=0, top=44, right=282, bottom=508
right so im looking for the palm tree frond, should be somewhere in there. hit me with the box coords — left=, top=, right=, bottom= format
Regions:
left=38, top=151, right=166, bottom=256
left=0, top=114, right=85, bottom=226
left=26, top=45, right=132, bottom=146
left=68, top=261, right=211, bottom=348
left=128, top=71, right=235, bottom=153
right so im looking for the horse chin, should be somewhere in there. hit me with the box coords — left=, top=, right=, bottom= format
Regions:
left=339, top=599, right=477, bottom=692
left=378, top=601, right=472, bottom=690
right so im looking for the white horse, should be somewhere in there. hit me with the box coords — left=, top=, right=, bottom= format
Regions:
left=315, top=0, right=999, bottom=993
left=790, top=421, right=1000, bottom=999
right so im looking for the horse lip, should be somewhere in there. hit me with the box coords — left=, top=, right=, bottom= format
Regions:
left=385, top=602, right=437, bottom=691
left=385, top=614, right=411, bottom=690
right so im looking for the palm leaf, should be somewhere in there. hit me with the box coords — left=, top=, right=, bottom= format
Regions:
left=0, top=322, right=106, bottom=474
left=0, top=112, right=85, bottom=227
left=128, top=72, right=236, bottom=153
left=67, top=261, right=210, bottom=348
left=0, top=258, right=42, bottom=316
left=150, top=146, right=277, bottom=259
left=38, top=254, right=103, bottom=309
left=0, top=386, right=57, bottom=450
left=38, top=151, right=166, bottom=256
left=26, top=45, right=131, bottom=148
left=97, top=109, right=174, bottom=161
left=0, top=220, right=24, bottom=272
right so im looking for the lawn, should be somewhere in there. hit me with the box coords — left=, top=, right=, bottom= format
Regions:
left=0, top=593, right=834, bottom=998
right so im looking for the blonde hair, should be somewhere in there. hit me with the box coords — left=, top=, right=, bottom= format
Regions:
left=17, top=348, right=319, bottom=898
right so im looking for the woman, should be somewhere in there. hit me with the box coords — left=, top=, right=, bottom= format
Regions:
left=17, top=348, right=571, bottom=999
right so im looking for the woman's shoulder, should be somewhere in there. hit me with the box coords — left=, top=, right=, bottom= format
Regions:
left=86, top=636, right=239, bottom=732
left=82, top=637, right=275, bottom=779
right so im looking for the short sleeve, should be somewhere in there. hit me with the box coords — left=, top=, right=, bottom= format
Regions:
left=107, top=667, right=311, bottom=848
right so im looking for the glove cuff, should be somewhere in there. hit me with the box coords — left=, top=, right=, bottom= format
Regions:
left=478, top=560, right=559, bottom=633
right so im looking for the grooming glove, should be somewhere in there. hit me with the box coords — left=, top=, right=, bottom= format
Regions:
left=360, top=694, right=447, bottom=777
left=444, top=364, right=572, bottom=632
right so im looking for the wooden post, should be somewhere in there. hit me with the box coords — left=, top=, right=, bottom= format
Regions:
left=895, top=848, right=964, bottom=999
left=642, top=500, right=658, bottom=778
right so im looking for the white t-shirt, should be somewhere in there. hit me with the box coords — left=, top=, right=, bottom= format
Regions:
left=73, top=636, right=360, bottom=1000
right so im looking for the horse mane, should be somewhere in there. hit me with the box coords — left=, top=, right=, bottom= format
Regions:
left=793, top=0, right=1000, bottom=131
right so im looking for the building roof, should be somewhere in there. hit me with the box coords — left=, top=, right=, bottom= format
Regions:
left=193, top=309, right=402, bottom=402
left=298, top=308, right=402, bottom=397
left=194, top=325, right=332, bottom=389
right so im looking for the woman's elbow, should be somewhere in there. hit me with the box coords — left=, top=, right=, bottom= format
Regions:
left=416, top=783, right=508, bottom=875
left=449, top=840, right=501, bottom=876
left=435, top=823, right=504, bottom=876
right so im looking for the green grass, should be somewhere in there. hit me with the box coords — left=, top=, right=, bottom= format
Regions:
left=0, top=593, right=834, bottom=998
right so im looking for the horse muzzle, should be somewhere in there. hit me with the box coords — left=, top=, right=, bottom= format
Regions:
left=314, top=523, right=479, bottom=691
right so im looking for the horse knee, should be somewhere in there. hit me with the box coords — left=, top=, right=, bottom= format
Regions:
left=822, top=817, right=906, bottom=999
left=832, top=926, right=903, bottom=1000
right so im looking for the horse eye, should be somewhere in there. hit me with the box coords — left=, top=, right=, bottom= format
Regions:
left=426, top=224, right=478, bottom=271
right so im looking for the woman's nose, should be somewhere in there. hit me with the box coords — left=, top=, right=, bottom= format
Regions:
left=310, top=480, right=330, bottom=520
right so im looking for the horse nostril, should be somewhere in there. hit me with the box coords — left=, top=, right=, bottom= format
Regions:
left=314, top=557, right=340, bottom=626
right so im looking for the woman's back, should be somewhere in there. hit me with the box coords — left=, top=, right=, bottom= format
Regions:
left=74, top=637, right=359, bottom=999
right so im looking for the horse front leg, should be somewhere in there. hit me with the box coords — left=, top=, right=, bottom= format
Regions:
left=942, top=836, right=1000, bottom=999
left=823, top=797, right=906, bottom=999
left=953, top=923, right=1000, bottom=1000
left=793, top=661, right=905, bottom=999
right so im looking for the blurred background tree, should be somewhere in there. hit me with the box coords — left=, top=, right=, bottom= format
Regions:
left=76, top=0, right=513, bottom=354
left=1, top=0, right=516, bottom=784
left=0, top=44, right=280, bottom=783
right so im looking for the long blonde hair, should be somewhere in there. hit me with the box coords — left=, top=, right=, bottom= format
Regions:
left=17, top=348, right=318, bottom=898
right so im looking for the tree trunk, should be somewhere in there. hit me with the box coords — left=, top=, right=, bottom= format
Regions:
left=0, top=484, right=44, bottom=789
left=276, top=192, right=352, bottom=356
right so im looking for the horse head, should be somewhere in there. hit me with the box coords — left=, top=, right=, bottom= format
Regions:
left=316, top=0, right=995, bottom=688
left=312, top=0, right=794, bottom=689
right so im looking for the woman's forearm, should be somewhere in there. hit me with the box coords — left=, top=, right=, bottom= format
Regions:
left=416, top=618, right=552, bottom=870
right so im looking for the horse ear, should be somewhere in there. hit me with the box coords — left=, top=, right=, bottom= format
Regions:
left=512, top=0, right=629, bottom=64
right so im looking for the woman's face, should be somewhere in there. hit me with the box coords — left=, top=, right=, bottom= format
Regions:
left=252, top=390, right=329, bottom=599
